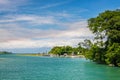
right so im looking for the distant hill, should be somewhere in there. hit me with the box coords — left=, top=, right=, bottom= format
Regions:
left=0, top=51, right=12, bottom=54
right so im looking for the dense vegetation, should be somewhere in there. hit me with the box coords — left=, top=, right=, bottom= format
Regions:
left=85, top=9, right=120, bottom=67
left=49, top=45, right=85, bottom=56
left=49, top=9, right=120, bottom=67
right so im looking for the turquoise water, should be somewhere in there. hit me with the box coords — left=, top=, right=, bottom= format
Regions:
left=0, top=54, right=120, bottom=80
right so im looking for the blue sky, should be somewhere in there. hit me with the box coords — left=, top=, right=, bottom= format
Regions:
left=0, top=0, right=120, bottom=53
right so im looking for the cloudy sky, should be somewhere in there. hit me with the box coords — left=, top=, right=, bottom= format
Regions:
left=0, top=0, right=120, bottom=53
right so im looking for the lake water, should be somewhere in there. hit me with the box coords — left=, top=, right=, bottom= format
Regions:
left=0, top=54, right=120, bottom=80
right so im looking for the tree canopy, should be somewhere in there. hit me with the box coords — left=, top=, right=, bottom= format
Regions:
left=87, top=9, right=120, bottom=66
left=49, top=45, right=84, bottom=56
left=49, top=9, right=120, bottom=67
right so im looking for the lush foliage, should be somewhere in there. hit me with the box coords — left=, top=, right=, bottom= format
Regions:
left=86, top=9, right=120, bottom=66
left=49, top=46, right=84, bottom=56
left=49, top=9, right=120, bottom=67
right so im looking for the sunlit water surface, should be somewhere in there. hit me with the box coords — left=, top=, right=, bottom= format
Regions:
left=0, top=54, right=120, bottom=80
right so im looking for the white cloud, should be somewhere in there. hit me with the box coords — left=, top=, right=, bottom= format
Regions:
left=0, top=13, right=94, bottom=49
left=0, top=19, right=93, bottom=41
left=40, top=1, right=72, bottom=9
left=0, top=38, right=84, bottom=49
left=0, top=19, right=94, bottom=49
left=0, top=15, right=56, bottom=25
left=0, top=0, right=9, bottom=4
left=0, top=0, right=94, bottom=51
left=0, top=0, right=28, bottom=11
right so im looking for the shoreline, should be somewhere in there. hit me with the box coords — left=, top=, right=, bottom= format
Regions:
left=17, top=54, right=85, bottom=58
left=50, top=55, right=85, bottom=58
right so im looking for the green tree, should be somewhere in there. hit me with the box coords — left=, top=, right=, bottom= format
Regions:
left=87, top=9, right=120, bottom=66
left=49, top=46, right=63, bottom=56
left=49, top=46, right=73, bottom=56
left=105, top=43, right=120, bottom=66
left=64, top=46, right=73, bottom=55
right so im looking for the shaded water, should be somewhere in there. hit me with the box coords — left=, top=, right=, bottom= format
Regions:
left=0, top=54, right=120, bottom=80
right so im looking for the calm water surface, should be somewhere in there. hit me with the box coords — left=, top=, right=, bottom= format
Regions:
left=0, top=54, right=120, bottom=80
